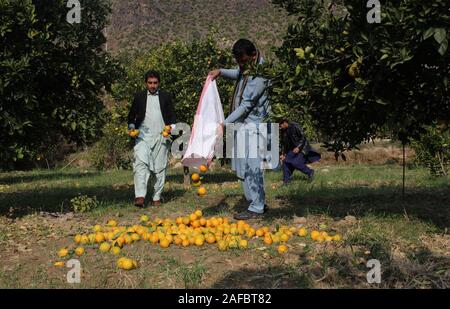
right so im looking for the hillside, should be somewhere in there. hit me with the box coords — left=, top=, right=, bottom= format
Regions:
left=107, top=0, right=292, bottom=55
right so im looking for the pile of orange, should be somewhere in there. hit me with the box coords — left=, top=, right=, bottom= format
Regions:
left=54, top=210, right=342, bottom=270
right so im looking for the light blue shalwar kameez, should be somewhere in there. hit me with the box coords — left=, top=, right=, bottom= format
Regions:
left=133, top=92, right=170, bottom=202
left=220, top=63, right=271, bottom=214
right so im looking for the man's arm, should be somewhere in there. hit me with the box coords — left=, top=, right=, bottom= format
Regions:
left=209, top=68, right=240, bottom=80
left=167, top=92, right=177, bottom=127
left=219, top=68, right=240, bottom=80
left=224, top=77, right=267, bottom=124
left=127, top=93, right=139, bottom=130
left=291, top=124, right=306, bottom=153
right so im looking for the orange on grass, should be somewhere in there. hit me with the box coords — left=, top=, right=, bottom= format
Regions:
left=197, top=187, right=207, bottom=197
left=194, top=210, right=203, bottom=218
left=199, top=165, right=208, bottom=173
left=159, top=238, right=170, bottom=248
left=278, top=245, right=288, bottom=254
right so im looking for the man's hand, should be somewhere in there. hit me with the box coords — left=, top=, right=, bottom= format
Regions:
left=129, top=129, right=139, bottom=139
left=280, top=154, right=286, bottom=161
left=216, top=122, right=225, bottom=136
left=208, top=69, right=221, bottom=80
left=293, top=147, right=301, bottom=154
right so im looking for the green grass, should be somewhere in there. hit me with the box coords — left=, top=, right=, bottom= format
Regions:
left=0, top=164, right=448, bottom=288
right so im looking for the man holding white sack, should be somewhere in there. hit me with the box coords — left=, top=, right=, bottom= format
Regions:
left=127, top=70, right=176, bottom=208
left=209, top=39, right=271, bottom=220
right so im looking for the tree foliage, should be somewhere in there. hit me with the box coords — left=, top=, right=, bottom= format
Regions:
left=270, top=0, right=449, bottom=154
left=0, top=0, right=121, bottom=169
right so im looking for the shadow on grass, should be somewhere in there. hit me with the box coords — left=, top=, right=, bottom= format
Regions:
left=211, top=265, right=312, bottom=288
left=0, top=171, right=100, bottom=185
left=211, top=242, right=450, bottom=288
left=0, top=185, right=185, bottom=219
left=267, top=184, right=450, bottom=229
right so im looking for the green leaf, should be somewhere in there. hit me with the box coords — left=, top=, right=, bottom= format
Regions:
left=380, top=54, right=389, bottom=60
left=434, top=28, right=447, bottom=44
left=438, top=39, right=448, bottom=56
left=423, top=27, right=435, bottom=40
left=376, top=99, right=388, bottom=105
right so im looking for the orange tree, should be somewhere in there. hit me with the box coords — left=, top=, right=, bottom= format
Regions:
left=0, top=0, right=121, bottom=169
left=112, top=34, right=235, bottom=125
left=270, top=0, right=449, bottom=155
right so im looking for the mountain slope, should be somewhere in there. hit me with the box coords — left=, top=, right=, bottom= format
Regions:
left=107, top=0, right=291, bottom=55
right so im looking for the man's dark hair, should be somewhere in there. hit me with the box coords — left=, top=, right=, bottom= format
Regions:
left=279, top=119, right=289, bottom=124
left=144, top=70, right=160, bottom=82
left=232, top=39, right=257, bottom=59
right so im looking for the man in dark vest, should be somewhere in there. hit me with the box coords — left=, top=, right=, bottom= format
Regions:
left=279, top=119, right=321, bottom=184
left=127, top=70, right=176, bottom=207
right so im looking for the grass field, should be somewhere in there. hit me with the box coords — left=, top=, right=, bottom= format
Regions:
left=0, top=164, right=449, bottom=288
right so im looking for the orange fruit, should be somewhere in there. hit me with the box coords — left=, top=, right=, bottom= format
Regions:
left=311, top=230, right=320, bottom=240
left=197, top=187, right=207, bottom=196
left=239, top=239, right=248, bottom=249
left=111, top=247, right=121, bottom=255
left=298, top=228, right=307, bottom=237
left=182, top=239, right=190, bottom=247
left=149, top=233, right=159, bottom=244
left=95, top=233, right=105, bottom=244
left=74, top=235, right=82, bottom=244
left=131, top=233, right=140, bottom=241
left=280, top=234, right=289, bottom=242
left=278, top=245, right=288, bottom=254
left=165, top=234, right=174, bottom=244
left=255, top=229, right=264, bottom=237
left=263, top=236, right=273, bottom=245
left=176, top=217, right=183, bottom=225
left=164, top=125, right=172, bottom=132
left=58, top=248, right=69, bottom=257
left=192, top=180, right=202, bottom=187
left=107, top=220, right=117, bottom=227
left=182, top=217, right=190, bottom=225
left=159, top=238, right=170, bottom=248
left=194, top=210, right=203, bottom=218
left=199, top=218, right=207, bottom=226
left=75, top=247, right=85, bottom=256
left=162, top=131, right=169, bottom=137
left=174, top=236, right=183, bottom=246
left=191, top=173, right=200, bottom=182
left=333, top=234, right=342, bottom=241
left=194, top=236, right=205, bottom=246
left=99, top=242, right=111, bottom=252
left=189, top=213, right=198, bottom=222
left=206, top=235, right=216, bottom=244
left=218, top=241, right=227, bottom=251
left=199, top=165, right=208, bottom=173
left=247, top=228, right=256, bottom=238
